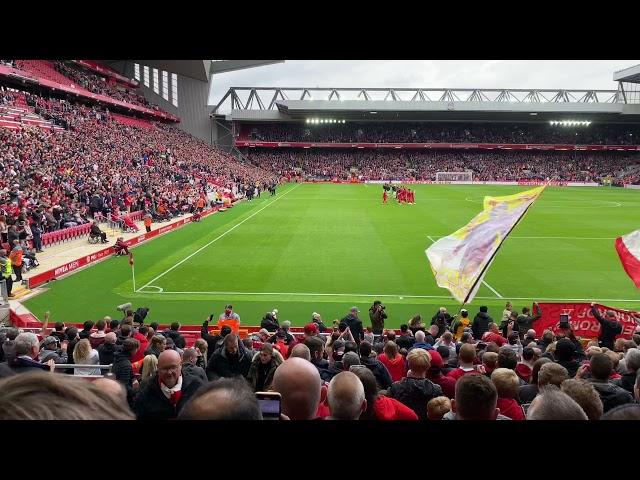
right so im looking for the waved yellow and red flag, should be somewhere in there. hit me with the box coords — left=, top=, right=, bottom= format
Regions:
left=426, top=186, right=545, bottom=304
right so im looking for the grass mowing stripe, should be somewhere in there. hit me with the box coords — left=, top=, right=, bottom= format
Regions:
left=136, top=183, right=300, bottom=292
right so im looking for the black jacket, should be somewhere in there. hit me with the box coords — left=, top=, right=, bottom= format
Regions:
left=557, top=359, right=580, bottom=378
left=516, top=310, right=541, bottom=336
left=517, top=384, right=539, bottom=404
left=98, top=342, right=120, bottom=366
left=396, top=335, right=415, bottom=351
left=206, top=342, right=251, bottom=381
left=182, top=363, right=208, bottom=384
left=341, top=314, right=364, bottom=343
left=587, top=378, right=635, bottom=413
left=9, top=356, right=49, bottom=374
left=431, top=312, right=452, bottom=338
left=388, top=377, right=443, bottom=420
left=472, top=312, right=493, bottom=340
left=163, top=329, right=186, bottom=349
left=591, top=306, right=622, bottom=350
left=133, top=373, right=204, bottom=420
left=112, top=351, right=135, bottom=404
left=200, top=321, right=223, bottom=359
left=260, top=315, right=279, bottom=332
left=613, top=371, right=637, bottom=394
left=360, top=356, right=393, bottom=390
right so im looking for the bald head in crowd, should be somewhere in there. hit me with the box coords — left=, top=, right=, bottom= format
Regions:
left=271, top=358, right=322, bottom=420
left=527, top=386, right=588, bottom=420
left=289, top=343, right=311, bottom=361
left=415, top=330, right=426, bottom=343
left=327, top=371, right=366, bottom=420
left=104, top=332, right=117, bottom=344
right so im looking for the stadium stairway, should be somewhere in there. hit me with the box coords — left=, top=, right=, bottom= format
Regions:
left=0, top=92, right=65, bottom=132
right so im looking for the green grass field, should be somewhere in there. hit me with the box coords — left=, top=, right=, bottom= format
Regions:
left=23, top=183, right=640, bottom=328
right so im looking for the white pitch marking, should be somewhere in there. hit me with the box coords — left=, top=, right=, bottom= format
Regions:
left=131, top=290, right=640, bottom=303
left=427, top=235, right=615, bottom=240
left=426, top=235, right=503, bottom=298
left=136, top=183, right=301, bottom=293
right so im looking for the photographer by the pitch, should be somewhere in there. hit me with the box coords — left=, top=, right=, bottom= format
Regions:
left=369, top=301, right=388, bottom=336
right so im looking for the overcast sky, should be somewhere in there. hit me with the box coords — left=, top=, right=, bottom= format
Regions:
left=208, top=60, right=640, bottom=110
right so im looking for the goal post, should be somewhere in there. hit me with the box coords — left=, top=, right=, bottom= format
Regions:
left=435, top=171, right=473, bottom=183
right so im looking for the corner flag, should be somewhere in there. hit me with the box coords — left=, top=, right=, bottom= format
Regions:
left=129, top=252, right=134, bottom=267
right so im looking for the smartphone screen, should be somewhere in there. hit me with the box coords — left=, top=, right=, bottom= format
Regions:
left=256, top=392, right=281, bottom=420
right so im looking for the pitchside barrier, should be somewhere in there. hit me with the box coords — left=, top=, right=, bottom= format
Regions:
left=26, top=204, right=231, bottom=290
left=9, top=302, right=639, bottom=350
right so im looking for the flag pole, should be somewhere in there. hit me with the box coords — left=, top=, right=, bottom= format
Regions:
left=462, top=185, right=546, bottom=304
left=132, top=262, right=136, bottom=293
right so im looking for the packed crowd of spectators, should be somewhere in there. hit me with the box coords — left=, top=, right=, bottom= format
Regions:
left=244, top=148, right=639, bottom=182
left=53, top=61, right=156, bottom=110
left=0, top=87, right=277, bottom=251
left=245, top=122, right=640, bottom=146
left=0, top=302, right=638, bottom=420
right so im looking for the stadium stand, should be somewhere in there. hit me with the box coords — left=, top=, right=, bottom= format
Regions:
left=2, top=60, right=640, bottom=421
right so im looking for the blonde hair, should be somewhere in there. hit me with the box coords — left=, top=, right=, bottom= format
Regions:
left=141, top=355, right=158, bottom=380
left=491, top=368, right=519, bottom=398
left=545, top=342, right=557, bottom=355
left=384, top=341, right=398, bottom=359
left=427, top=396, right=451, bottom=420
left=406, top=348, right=431, bottom=373
left=73, top=339, right=93, bottom=363
left=604, top=350, right=621, bottom=370
left=482, top=352, right=499, bottom=370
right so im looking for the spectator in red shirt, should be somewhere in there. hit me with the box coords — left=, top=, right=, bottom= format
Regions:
left=491, top=368, right=525, bottom=420
left=482, top=322, right=508, bottom=347
left=426, top=350, right=456, bottom=399
left=447, top=344, right=482, bottom=382
left=351, top=367, right=418, bottom=421
left=377, top=341, right=406, bottom=382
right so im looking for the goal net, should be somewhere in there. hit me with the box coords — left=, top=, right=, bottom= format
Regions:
left=435, top=171, right=473, bottom=183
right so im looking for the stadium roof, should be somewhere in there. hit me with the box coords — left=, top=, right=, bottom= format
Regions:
left=214, top=87, right=640, bottom=123
left=614, top=64, right=640, bottom=84
left=102, top=60, right=283, bottom=82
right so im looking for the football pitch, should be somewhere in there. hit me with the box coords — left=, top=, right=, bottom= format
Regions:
left=23, top=183, right=640, bottom=327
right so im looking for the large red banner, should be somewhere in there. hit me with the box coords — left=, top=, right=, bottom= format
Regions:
left=533, top=302, right=640, bottom=340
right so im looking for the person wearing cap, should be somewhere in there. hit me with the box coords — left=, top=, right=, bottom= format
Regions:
left=358, top=341, right=393, bottom=390
left=39, top=336, right=69, bottom=364
left=450, top=309, right=470, bottom=342
left=340, top=306, right=364, bottom=344
left=325, top=339, right=346, bottom=380
left=219, top=304, right=240, bottom=323
left=304, top=322, right=322, bottom=342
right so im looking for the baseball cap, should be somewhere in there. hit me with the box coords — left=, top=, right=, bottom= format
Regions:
left=460, top=308, right=468, bottom=314
left=304, top=323, right=319, bottom=335
left=332, top=339, right=346, bottom=361
left=225, top=304, right=233, bottom=310
left=42, top=336, right=59, bottom=347
left=350, top=306, right=360, bottom=313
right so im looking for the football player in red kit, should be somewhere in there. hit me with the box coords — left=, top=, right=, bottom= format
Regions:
left=383, top=189, right=388, bottom=204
